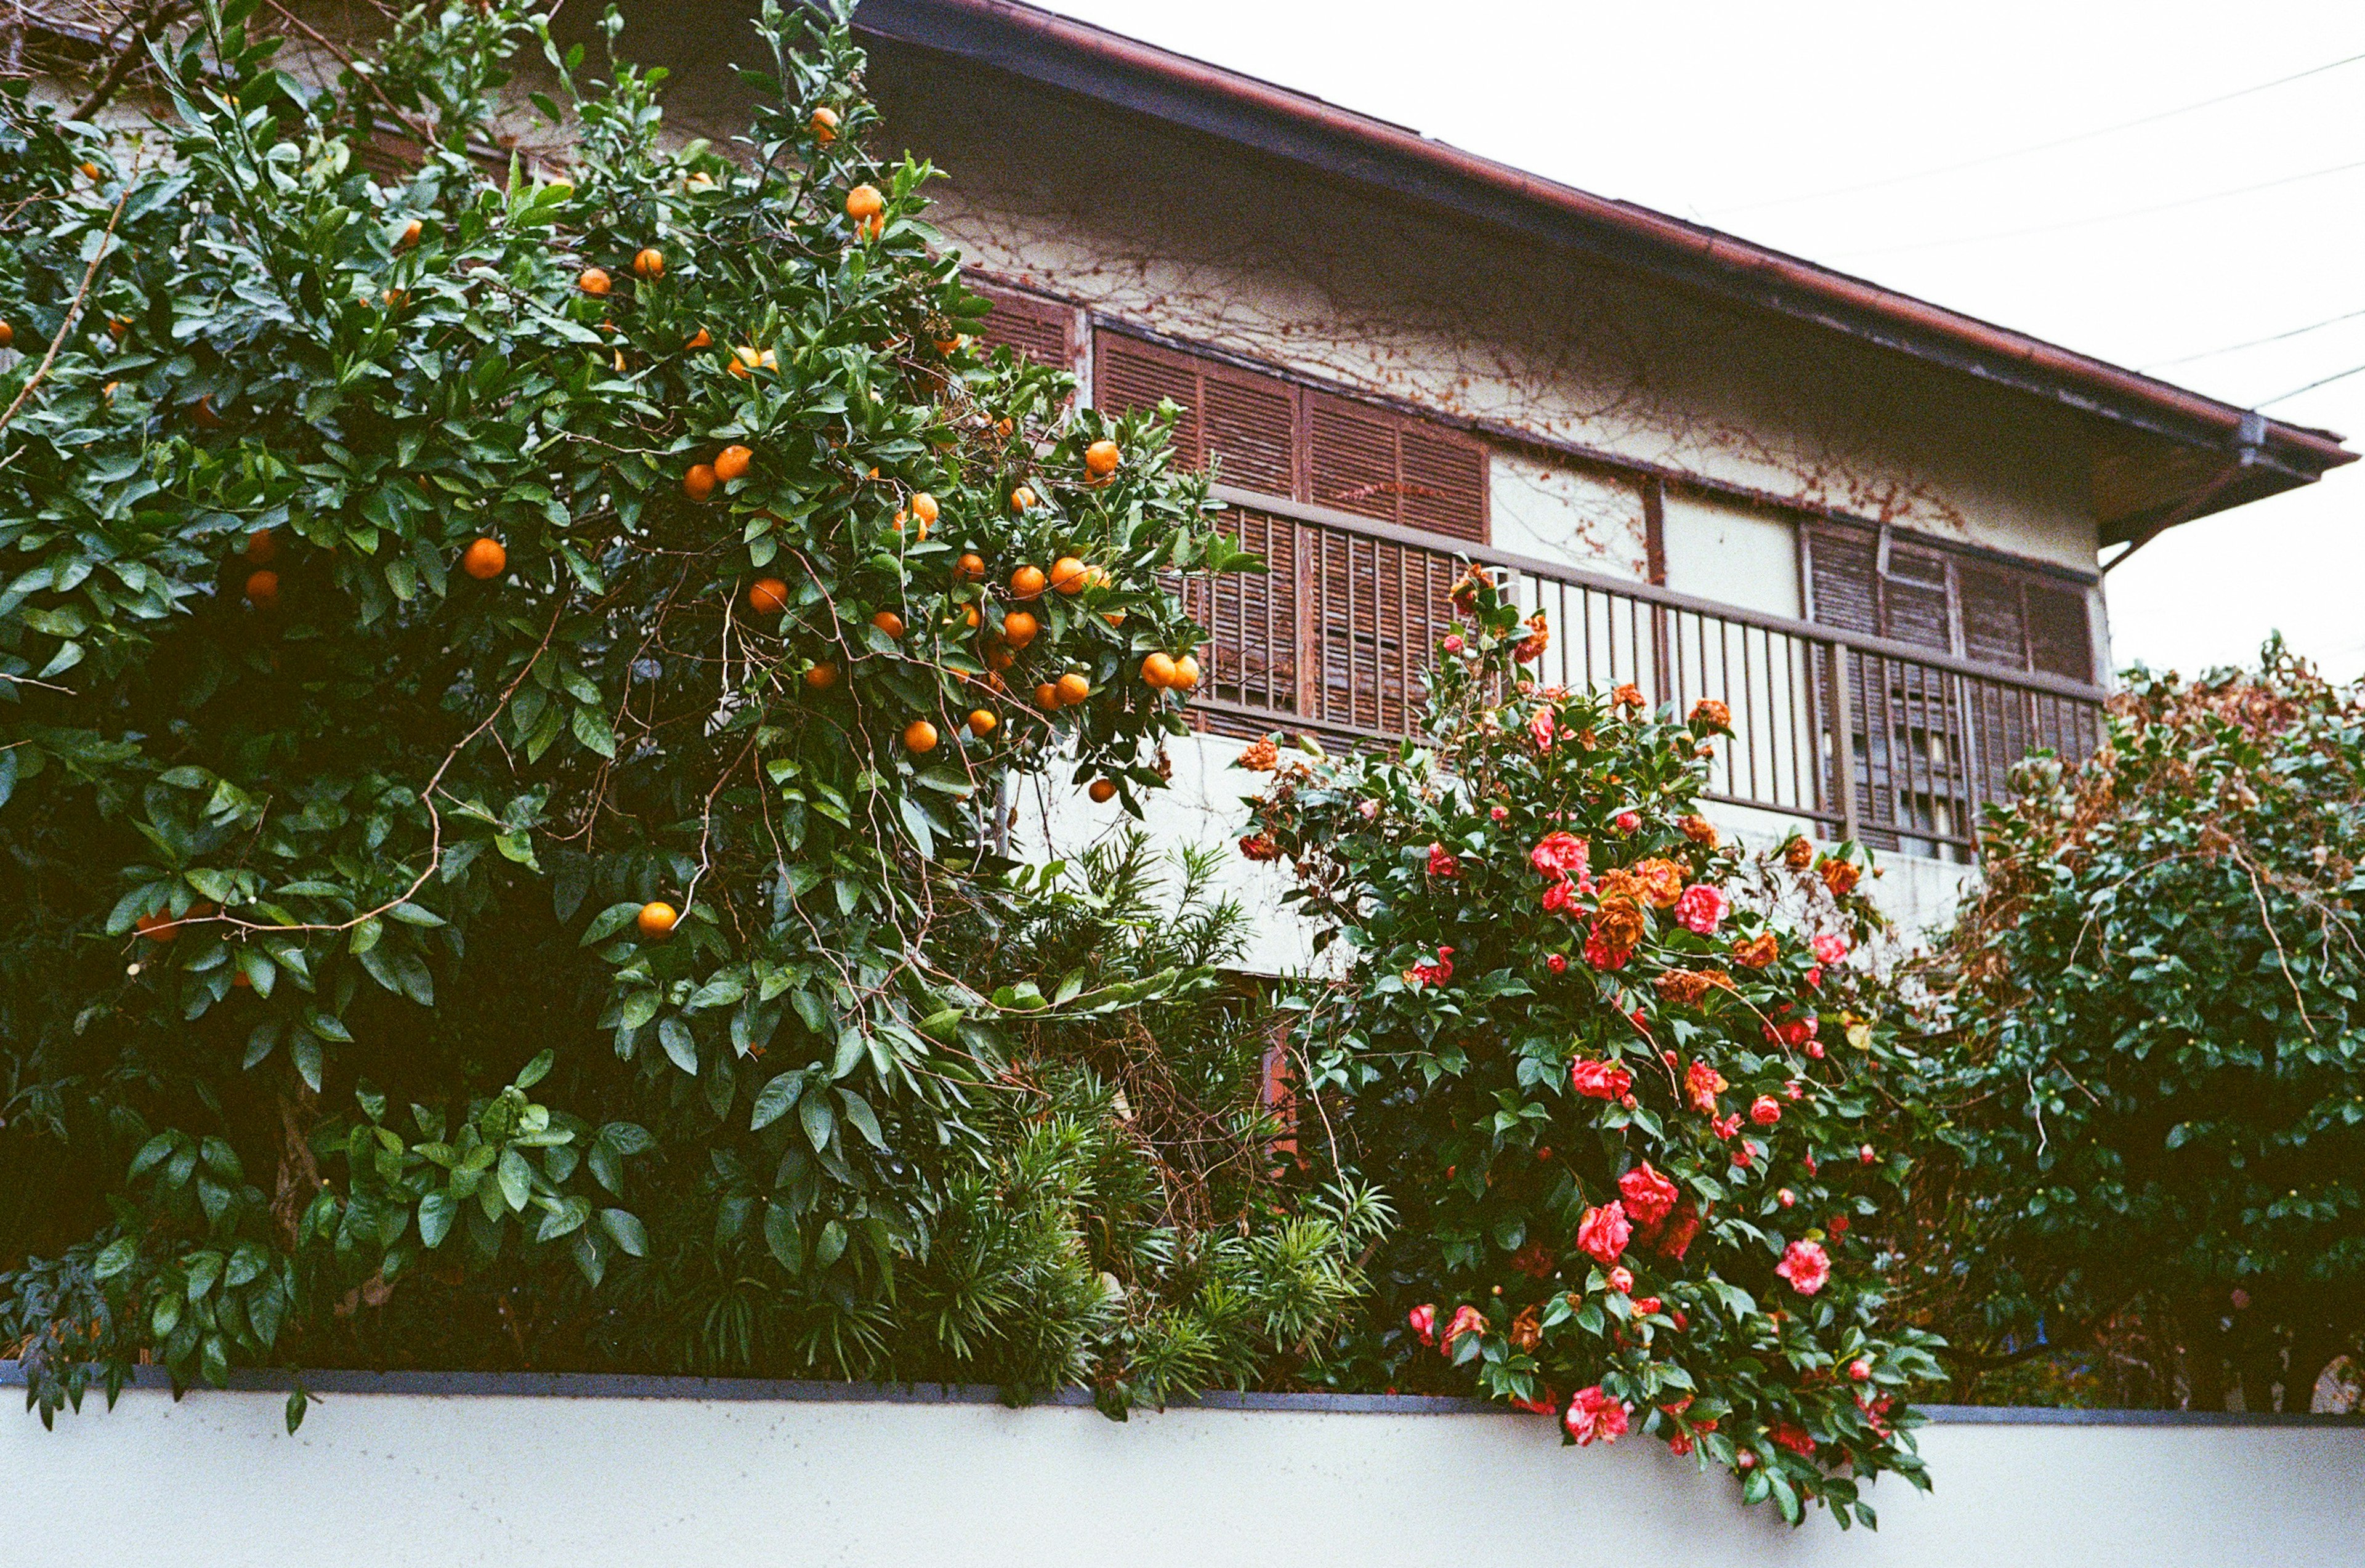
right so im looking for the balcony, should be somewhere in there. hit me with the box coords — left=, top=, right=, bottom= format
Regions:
left=1184, top=487, right=2108, bottom=861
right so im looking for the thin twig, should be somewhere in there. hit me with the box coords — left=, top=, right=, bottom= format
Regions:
left=0, top=180, right=131, bottom=437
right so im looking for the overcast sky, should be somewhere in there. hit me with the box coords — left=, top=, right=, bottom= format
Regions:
left=1037, top=0, right=2365, bottom=683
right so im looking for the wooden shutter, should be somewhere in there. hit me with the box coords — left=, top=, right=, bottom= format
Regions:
left=971, top=283, right=1073, bottom=369
left=1806, top=523, right=1880, bottom=637
left=1880, top=542, right=1954, bottom=653
left=1305, top=391, right=1487, bottom=543
left=2025, top=583, right=2094, bottom=681
left=1957, top=563, right=2031, bottom=669
left=1093, top=331, right=1294, bottom=495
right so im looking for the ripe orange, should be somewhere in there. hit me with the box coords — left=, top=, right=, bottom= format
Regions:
left=871, top=610, right=905, bottom=639
left=954, top=552, right=985, bottom=583
left=684, top=464, right=718, bottom=501
left=1085, top=438, right=1121, bottom=477
left=855, top=213, right=883, bottom=241
left=396, top=218, right=423, bottom=249
left=805, top=661, right=840, bottom=689
left=903, top=719, right=939, bottom=753
left=748, top=577, right=790, bottom=615
left=633, top=247, right=665, bottom=280
left=461, top=537, right=507, bottom=580
left=244, top=529, right=278, bottom=566
left=958, top=604, right=982, bottom=629
left=192, top=394, right=225, bottom=429
left=1141, top=652, right=1178, bottom=689
left=1009, top=485, right=1037, bottom=512
left=910, top=491, right=939, bottom=527
left=1103, top=610, right=1126, bottom=627
left=1035, top=681, right=1062, bottom=709
left=1009, top=564, right=1046, bottom=600
left=0, top=321, right=12, bottom=349
left=1001, top=610, right=1038, bottom=648
left=968, top=708, right=998, bottom=737
left=713, top=444, right=753, bottom=482
left=1056, top=672, right=1091, bottom=706
left=685, top=327, right=713, bottom=349
left=108, top=317, right=128, bottom=341
left=1049, top=556, right=1089, bottom=596
left=636, top=901, right=679, bottom=939
left=79, top=160, right=99, bottom=180
left=846, top=184, right=884, bottom=220
left=811, top=107, right=839, bottom=143
left=985, top=644, right=1016, bottom=671
left=727, top=345, right=776, bottom=378
left=578, top=267, right=612, bottom=296
left=1171, top=654, right=1202, bottom=690
left=893, top=508, right=930, bottom=540
left=134, top=910, right=181, bottom=942
left=245, top=569, right=280, bottom=609
left=1088, top=778, right=1118, bottom=804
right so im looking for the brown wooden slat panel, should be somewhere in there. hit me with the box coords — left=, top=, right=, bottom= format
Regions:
left=1202, top=368, right=1296, bottom=497
left=1882, top=544, right=1954, bottom=652
left=1186, top=506, right=1299, bottom=715
left=1306, top=392, right=1398, bottom=522
left=1093, top=333, right=1202, bottom=463
left=2026, top=582, right=2095, bottom=682
left=971, top=283, right=1073, bottom=370
left=1959, top=562, right=2030, bottom=670
left=1400, top=424, right=1488, bottom=542
left=1807, top=523, right=1881, bottom=637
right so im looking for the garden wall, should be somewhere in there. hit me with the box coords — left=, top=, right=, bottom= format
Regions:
left=6, top=1365, right=2357, bottom=1566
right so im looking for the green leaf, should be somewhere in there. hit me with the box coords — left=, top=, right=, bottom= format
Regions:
left=750, top=1070, right=805, bottom=1131
left=600, top=1208, right=647, bottom=1258
left=418, top=1190, right=458, bottom=1248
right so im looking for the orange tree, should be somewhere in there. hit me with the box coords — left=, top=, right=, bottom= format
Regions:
left=0, top=1, right=1253, bottom=1422
left=1242, top=574, right=1943, bottom=1527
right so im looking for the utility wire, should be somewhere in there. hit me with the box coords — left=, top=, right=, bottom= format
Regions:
left=1710, top=47, right=2365, bottom=216
left=2141, top=305, right=2365, bottom=370
left=1835, top=155, right=2365, bottom=260
left=2254, top=360, right=2365, bottom=408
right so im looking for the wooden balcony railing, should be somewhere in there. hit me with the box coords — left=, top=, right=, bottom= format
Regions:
left=1184, top=487, right=2108, bottom=860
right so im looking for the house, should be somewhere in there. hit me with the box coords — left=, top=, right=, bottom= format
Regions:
left=621, top=0, right=2353, bottom=943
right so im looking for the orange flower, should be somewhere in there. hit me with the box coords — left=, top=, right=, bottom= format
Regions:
left=1818, top=856, right=1862, bottom=896
left=1784, top=836, right=1815, bottom=870
left=1613, top=683, right=1645, bottom=711
left=1688, top=698, right=1731, bottom=732
left=1655, top=968, right=1712, bottom=1006
left=1631, top=857, right=1685, bottom=909
left=1593, top=870, right=1649, bottom=951
left=1732, top=931, right=1779, bottom=970
left=1678, top=814, right=1718, bottom=847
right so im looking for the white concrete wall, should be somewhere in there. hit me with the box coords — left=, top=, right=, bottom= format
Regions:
left=7, top=1378, right=2357, bottom=1567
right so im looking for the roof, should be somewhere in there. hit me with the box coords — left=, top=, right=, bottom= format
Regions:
left=851, top=0, right=2356, bottom=548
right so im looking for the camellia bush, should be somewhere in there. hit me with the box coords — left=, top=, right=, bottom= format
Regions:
left=0, top=0, right=1286, bottom=1423
left=1241, top=573, right=1943, bottom=1527
left=1908, top=645, right=2365, bottom=1411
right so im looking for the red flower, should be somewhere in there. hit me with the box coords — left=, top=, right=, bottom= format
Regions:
left=1541, top=878, right=1577, bottom=915
left=1849, top=1358, right=1872, bottom=1382
left=1425, top=842, right=1460, bottom=878
left=1582, top=926, right=1631, bottom=970
left=1731, top=1139, right=1753, bottom=1169
left=1530, top=832, right=1590, bottom=881
left=1805, top=965, right=1823, bottom=988
left=1711, top=1113, right=1741, bottom=1140
left=1529, top=708, right=1558, bottom=751
left=1829, top=1214, right=1849, bottom=1235
left=1545, top=952, right=1568, bottom=974
left=1859, top=1143, right=1877, bottom=1165
left=1442, top=1303, right=1488, bottom=1352
left=1617, top=1162, right=1680, bottom=1228
left=1772, top=1422, right=1817, bottom=1458
left=1811, top=932, right=1851, bottom=964
left=1775, top=1239, right=1832, bottom=1295
left=1749, top=1094, right=1782, bottom=1126
left=1666, top=1429, right=1696, bottom=1457
left=1442, top=633, right=1466, bottom=655
left=1489, top=804, right=1509, bottom=822
left=1633, top=1296, right=1662, bottom=1316
left=1654, top=1200, right=1701, bottom=1261
left=1570, top=1057, right=1633, bottom=1101
left=1404, top=946, right=1455, bottom=988
left=1239, top=831, right=1280, bottom=862
left=1673, top=883, right=1729, bottom=935
left=1563, top=1385, right=1630, bottom=1446
left=1576, top=1200, right=1631, bottom=1264
left=1777, top=1187, right=1795, bottom=1208
left=1614, top=810, right=1640, bottom=833
left=1407, top=1303, right=1437, bottom=1345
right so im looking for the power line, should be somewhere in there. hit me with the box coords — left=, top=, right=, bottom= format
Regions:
left=1835, top=155, right=2365, bottom=261
left=1709, top=47, right=2365, bottom=217
left=2254, top=360, right=2365, bottom=408
left=2141, top=305, right=2365, bottom=370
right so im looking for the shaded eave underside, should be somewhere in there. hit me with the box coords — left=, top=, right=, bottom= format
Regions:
left=851, top=0, right=2356, bottom=545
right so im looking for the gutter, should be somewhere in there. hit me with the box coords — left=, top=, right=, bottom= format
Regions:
left=851, top=0, right=2354, bottom=489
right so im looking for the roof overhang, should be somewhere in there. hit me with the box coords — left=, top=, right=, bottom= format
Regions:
left=850, top=0, right=2355, bottom=544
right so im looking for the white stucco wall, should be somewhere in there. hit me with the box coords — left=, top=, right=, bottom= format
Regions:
left=7, top=1378, right=2356, bottom=1567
